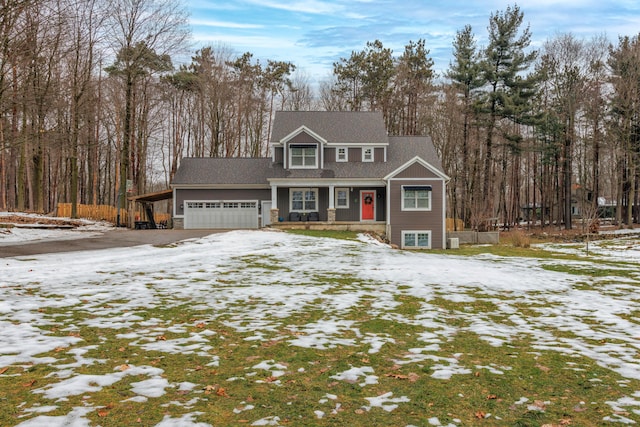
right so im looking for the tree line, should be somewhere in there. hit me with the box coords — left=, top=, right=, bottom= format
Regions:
left=1, top=1, right=638, bottom=230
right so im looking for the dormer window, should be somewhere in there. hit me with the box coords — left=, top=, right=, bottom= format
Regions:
left=336, top=147, right=348, bottom=162
left=290, top=144, right=318, bottom=169
left=362, top=147, right=374, bottom=162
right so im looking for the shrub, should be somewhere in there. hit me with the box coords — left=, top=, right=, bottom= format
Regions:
left=510, top=229, right=531, bottom=248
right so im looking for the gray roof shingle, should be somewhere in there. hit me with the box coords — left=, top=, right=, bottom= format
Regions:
left=171, top=157, right=285, bottom=186
left=270, top=111, right=388, bottom=144
left=171, top=112, right=446, bottom=186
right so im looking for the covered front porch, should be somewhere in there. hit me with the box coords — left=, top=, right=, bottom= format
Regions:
left=267, top=179, right=387, bottom=229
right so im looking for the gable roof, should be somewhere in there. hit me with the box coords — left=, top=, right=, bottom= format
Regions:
left=271, top=135, right=445, bottom=180
left=270, top=111, right=388, bottom=145
left=172, top=112, right=447, bottom=185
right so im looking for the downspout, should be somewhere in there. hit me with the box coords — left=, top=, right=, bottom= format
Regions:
left=386, top=178, right=391, bottom=243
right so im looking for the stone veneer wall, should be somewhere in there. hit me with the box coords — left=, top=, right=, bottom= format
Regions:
left=172, top=217, right=184, bottom=230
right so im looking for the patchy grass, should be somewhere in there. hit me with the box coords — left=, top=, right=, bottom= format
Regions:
left=2, top=230, right=640, bottom=426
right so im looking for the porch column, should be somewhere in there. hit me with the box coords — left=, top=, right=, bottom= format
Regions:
left=270, top=184, right=279, bottom=224
left=328, top=184, right=335, bottom=208
left=327, top=184, right=336, bottom=223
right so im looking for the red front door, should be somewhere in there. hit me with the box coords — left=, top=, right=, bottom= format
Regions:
left=361, top=191, right=375, bottom=220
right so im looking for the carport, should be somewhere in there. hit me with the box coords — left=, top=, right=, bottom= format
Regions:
left=127, top=189, right=173, bottom=229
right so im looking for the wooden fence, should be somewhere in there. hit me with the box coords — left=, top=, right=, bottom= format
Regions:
left=56, top=203, right=170, bottom=225
left=446, top=218, right=464, bottom=232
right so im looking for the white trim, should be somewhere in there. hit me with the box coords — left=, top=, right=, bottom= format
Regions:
left=360, top=190, right=376, bottom=221
left=172, top=184, right=270, bottom=189
left=441, top=180, right=447, bottom=249
left=268, top=178, right=384, bottom=187
left=401, top=185, right=432, bottom=211
left=335, top=187, right=350, bottom=209
left=336, top=146, right=348, bottom=162
left=289, top=144, right=319, bottom=169
left=362, top=147, right=374, bottom=162
left=289, top=188, right=319, bottom=212
left=276, top=125, right=327, bottom=146
left=401, top=230, right=432, bottom=249
left=324, top=142, right=388, bottom=147
left=384, top=156, right=450, bottom=181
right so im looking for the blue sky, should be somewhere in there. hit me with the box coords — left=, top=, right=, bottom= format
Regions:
left=186, top=0, right=640, bottom=82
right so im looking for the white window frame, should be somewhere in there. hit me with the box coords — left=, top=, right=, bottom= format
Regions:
left=289, top=188, right=318, bottom=212
left=336, top=147, right=348, bottom=162
left=289, top=144, right=318, bottom=169
left=335, top=188, right=349, bottom=209
left=401, top=185, right=432, bottom=211
left=362, top=147, right=374, bottom=162
left=402, top=230, right=432, bottom=249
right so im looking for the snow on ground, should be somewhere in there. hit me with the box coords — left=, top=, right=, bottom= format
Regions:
left=0, top=212, right=112, bottom=245
left=1, top=219, right=640, bottom=426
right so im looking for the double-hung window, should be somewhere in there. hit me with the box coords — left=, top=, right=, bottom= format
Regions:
left=362, top=147, right=374, bottom=162
left=290, top=144, right=317, bottom=168
left=402, top=185, right=432, bottom=211
left=336, top=147, right=348, bottom=162
left=335, top=188, right=349, bottom=208
left=290, top=188, right=318, bottom=212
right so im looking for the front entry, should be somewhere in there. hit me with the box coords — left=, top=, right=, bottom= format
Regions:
left=360, top=190, right=376, bottom=221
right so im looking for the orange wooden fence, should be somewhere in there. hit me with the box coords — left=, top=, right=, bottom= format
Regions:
left=446, top=218, right=464, bottom=231
left=56, top=203, right=170, bottom=225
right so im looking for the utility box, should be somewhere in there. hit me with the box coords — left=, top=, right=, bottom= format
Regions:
left=447, top=237, right=459, bottom=249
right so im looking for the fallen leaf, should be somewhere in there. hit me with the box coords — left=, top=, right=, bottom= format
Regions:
left=408, top=372, right=419, bottom=382
left=216, top=387, right=229, bottom=397
left=475, top=410, right=486, bottom=419
left=119, top=364, right=130, bottom=371
left=0, top=367, right=9, bottom=375
left=354, top=409, right=365, bottom=415
left=22, top=380, right=36, bottom=387
left=536, top=364, right=551, bottom=373
left=385, top=373, right=409, bottom=380
left=156, top=335, right=166, bottom=341
left=97, top=410, right=109, bottom=417
left=487, top=394, right=498, bottom=400
left=560, top=419, right=572, bottom=426
left=195, top=322, right=205, bottom=329
left=68, top=332, right=81, bottom=338
left=264, top=376, right=278, bottom=383
left=474, top=372, right=481, bottom=377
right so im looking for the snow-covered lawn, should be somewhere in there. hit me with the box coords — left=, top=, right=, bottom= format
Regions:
left=1, top=221, right=640, bottom=426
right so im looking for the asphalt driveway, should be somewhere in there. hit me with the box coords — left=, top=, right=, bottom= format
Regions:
left=0, top=229, right=218, bottom=258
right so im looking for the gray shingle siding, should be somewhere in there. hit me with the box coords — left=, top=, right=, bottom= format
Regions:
left=388, top=177, right=446, bottom=249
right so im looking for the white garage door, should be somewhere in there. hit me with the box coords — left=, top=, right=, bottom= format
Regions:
left=184, top=201, right=259, bottom=229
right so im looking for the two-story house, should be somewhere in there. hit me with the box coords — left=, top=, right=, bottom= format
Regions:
left=170, top=111, right=449, bottom=249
